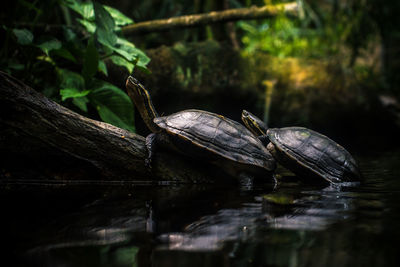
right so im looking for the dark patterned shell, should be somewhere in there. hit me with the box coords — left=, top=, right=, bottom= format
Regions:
left=267, top=127, right=362, bottom=183
left=154, top=109, right=275, bottom=171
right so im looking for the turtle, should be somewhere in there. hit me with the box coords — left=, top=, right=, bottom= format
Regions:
left=241, top=110, right=362, bottom=184
left=125, top=76, right=276, bottom=183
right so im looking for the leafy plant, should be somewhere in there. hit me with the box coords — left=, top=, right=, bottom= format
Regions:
left=237, top=0, right=379, bottom=63
left=1, top=0, right=150, bottom=132
left=238, top=13, right=333, bottom=59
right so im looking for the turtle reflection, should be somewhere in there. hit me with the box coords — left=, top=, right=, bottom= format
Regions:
left=158, top=183, right=356, bottom=251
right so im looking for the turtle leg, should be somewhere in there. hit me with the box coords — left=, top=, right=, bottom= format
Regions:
left=258, top=135, right=269, bottom=147
left=239, top=172, right=277, bottom=191
left=145, top=133, right=158, bottom=168
left=238, top=173, right=254, bottom=191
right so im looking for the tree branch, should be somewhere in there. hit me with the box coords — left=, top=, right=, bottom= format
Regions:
left=122, top=2, right=298, bottom=35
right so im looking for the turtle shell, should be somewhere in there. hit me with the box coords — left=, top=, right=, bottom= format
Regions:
left=154, top=109, right=276, bottom=173
left=267, top=127, right=362, bottom=183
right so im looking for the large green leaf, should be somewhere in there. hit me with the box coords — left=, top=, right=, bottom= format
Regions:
left=63, top=27, right=77, bottom=42
left=60, top=88, right=90, bottom=101
left=98, top=60, right=108, bottom=76
left=52, top=48, right=77, bottom=63
left=109, top=45, right=136, bottom=62
left=109, top=55, right=134, bottom=73
left=94, top=2, right=117, bottom=47
left=95, top=26, right=117, bottom=49
left=115, top=38, right=150, bottom=68
left=13, top=28, right=33, bottom=45
left=63, top=0, right=93, bottom=20
left=105, top=40, right=150, bottom=72
left=115, top=37, right=135, bottom=49
left=58, top=68, right=85, bottom=91
left=104, top=5, right=133, bottom=26
left=72, top=96, right=89, bottom=112
left=77, top=18, right=96, bottom=33
left=90, top=80, right=135, bottom=132
left=133, top=48, right=151, bottom=69
left=82, top=36, right=99, bottom=83
left=64, top=1, right=132, bottom=27
left=37, top=38, right=62, bottom=55
left=58, top=68, right=89, bottom=111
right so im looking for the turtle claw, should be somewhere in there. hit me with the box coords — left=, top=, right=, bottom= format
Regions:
left=238, top=173, right=254, bottom=191
left=145, top=133, right=157, bottom=170
left=145, top=157, right=153, bottom=169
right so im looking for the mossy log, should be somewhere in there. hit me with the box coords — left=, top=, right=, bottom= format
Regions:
left=122, top=2, right=298, bottom=35
left=0, top=71, right=230, bottom=184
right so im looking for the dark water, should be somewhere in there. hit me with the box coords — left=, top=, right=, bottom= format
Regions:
left=1, top=150, right=400, bottom=267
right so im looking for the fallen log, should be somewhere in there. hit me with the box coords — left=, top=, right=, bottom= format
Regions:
left=0, top=71, right=230, bottom=184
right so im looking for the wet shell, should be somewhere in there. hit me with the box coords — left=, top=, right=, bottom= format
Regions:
left=267, top=127, right=362, bottom=183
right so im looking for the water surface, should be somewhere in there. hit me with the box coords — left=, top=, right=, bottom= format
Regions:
left=1, top=150, right=399, bottom=267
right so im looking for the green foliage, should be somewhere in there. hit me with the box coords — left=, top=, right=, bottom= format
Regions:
left=37, top=38, right=62, bottom=56
left=82, top=36, right=99, bottom=83
left=238, top=0, right=378, bottom=61
left=1, top=0, right=151, bottom=132
left=12, top=29, right=34, bottom=45
left=90, top=80, right=135, bottom=133
left=238, top=14, right=332, bottom=58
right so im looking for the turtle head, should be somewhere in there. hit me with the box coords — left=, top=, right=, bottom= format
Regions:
left=241, top=110, right=268, bottom=136
left=126, top=76, right=160, bottom=133
left=125, top=76, right=150, bottom=109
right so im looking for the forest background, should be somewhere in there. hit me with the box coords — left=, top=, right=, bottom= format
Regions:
left=1, top=0, right=399, bottom=151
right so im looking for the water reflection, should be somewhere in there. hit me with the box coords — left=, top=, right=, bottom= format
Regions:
left=1, top=150, right=399, bottom=267
left=158, top=184, right=356, bottom=251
